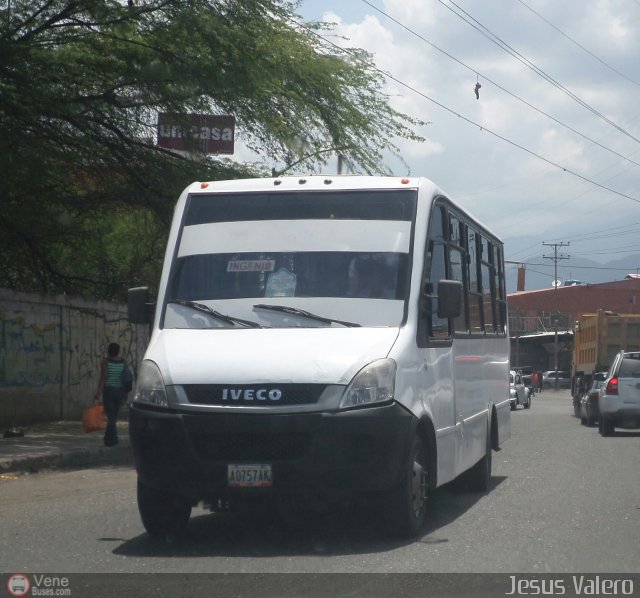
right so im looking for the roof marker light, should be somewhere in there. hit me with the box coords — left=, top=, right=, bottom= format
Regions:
left=401, top=178, right=410, bottom=184
left=200, top=182, right=209, bottom=189
left=324, top=179, right=333, bottom=185
left=299, top=178, right=307, bottom=185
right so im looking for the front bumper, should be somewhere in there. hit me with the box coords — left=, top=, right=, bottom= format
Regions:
left=129, top=402, right=415, bottom=505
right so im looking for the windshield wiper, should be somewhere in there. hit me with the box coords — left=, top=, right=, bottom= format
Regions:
left=253, top=304, right=361, bottom=328
left=168, top=300, right=262, bottom=328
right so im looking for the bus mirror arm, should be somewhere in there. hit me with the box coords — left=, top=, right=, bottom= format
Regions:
left=437, top=279, right=462, bottom=319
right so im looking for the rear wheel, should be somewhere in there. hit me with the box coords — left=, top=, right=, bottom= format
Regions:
left=464, top=418, right=492, bottom=492
left=386, top=435, right=428, bottom=538
left=137, top=478, right=192, bottom=540
left=599, top=417, right=615, bottom=437
left=524, top=394, right=531, bottom=409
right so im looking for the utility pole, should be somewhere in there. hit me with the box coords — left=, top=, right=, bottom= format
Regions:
left=543, top=241, right=570, bottom=390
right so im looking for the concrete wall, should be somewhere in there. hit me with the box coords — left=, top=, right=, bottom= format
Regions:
left=0, top=288, right=149, bottom=427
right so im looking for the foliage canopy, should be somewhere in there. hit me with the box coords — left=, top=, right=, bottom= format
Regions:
left=0, top=0, right=423, bottom=300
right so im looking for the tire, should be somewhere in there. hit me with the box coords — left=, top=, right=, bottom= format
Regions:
left=464, top=419, right=492, bottom=492
left=386, top=435, right=428, bottom=538
left=524, top=395, right=531, bottom=409
left=137, top=478, right=192, bottom=540
left=510, top=401, right=516, bottom=411
left=599, top=417, right=615, bottom=437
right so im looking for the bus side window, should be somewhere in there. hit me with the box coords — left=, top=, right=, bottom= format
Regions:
left=422, top=205, right=450, bottom=341
left=429, top=241, right=449, bottom=337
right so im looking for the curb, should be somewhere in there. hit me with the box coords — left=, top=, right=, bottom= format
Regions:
left=0, top=440, right=133, bottom=475
left=5, top=446, right=133, bottom=474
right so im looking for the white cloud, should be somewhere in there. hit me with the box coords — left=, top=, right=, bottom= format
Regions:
left=295, top=1, right=640, bottom=278
left=383, top=0, right=438, bottom=29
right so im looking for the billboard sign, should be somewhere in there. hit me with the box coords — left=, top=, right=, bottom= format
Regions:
left=157, top=113, right=235, bottom=154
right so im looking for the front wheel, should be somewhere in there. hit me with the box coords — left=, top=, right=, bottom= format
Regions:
left=137, top=478, right=192, bottom=540
left=524, top=395, right=531, bottom=409
left=386, top=435, right=428, bottom=538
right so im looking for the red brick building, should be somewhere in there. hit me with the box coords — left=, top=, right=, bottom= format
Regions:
left=507, top=278, right=640, bottom=371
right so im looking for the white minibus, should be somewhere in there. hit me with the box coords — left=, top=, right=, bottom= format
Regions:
left=128, top=175, right=511, bottom=539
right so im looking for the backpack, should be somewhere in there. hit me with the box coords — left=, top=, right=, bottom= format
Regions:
left=121, top=362, right=134, bottom=392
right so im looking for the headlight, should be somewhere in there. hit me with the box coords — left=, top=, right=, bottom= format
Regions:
left=133, top=360, right=168, bottom=408
left=340, top=358, right=396, bottom=409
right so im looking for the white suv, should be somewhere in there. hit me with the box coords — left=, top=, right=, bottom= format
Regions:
left=510, top=370, right=531, bottom=410
left=598, top=351, right=640, bottom=436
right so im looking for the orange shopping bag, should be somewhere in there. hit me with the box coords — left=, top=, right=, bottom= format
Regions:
left=82, top=404, right=106, bottom=433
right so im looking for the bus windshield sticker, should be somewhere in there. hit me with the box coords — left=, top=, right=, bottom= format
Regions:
left=265, top=268, right=297, bottom=297
left=226, top=259, right=275, bottom=272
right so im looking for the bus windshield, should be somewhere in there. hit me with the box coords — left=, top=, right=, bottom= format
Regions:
left=164, top=189, right=416, bottom=328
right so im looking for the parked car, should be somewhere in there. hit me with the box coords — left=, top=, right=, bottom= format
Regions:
left=578, top=372, right=607, bottom=426
left=516, top=366, right=535, bottom=387
left=510, top=370, right=532, bottom=410
left=598, top=351, right=640, bottom=436
left=542, top=370, right=571, bottom=389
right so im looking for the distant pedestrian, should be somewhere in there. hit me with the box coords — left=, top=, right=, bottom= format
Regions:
left=531, top=370, right=540, bottom=395
left=537, top=371, right=544, bottom=393
left=95, top=342, right=128, bottom=446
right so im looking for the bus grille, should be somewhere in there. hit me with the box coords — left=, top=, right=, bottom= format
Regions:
left=192, top=432, right=309, bottom=461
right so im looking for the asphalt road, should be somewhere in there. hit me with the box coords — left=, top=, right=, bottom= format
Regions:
left=1, top=389, right=639, bottom=575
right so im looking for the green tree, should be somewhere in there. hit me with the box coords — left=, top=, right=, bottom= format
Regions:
left=0, top=0, right=423, bottom=300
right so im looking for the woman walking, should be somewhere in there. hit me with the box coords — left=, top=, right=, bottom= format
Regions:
left=95, top=342, right=128, bottom=446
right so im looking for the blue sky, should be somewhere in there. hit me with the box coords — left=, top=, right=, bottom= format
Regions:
left=286, top=0, right=640, bottom=288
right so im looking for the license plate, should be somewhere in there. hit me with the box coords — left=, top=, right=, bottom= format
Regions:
left=227, top=464, right=273, bottom=488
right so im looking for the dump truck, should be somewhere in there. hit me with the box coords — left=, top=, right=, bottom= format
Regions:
left=571, top=309, right=640, bottom=402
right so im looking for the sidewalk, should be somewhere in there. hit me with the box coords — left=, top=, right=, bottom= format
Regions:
left=0, top=419, right=132, bottom=475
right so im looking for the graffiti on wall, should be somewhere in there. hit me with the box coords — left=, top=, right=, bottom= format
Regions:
left=0, top=293, right=149, bottom=425
left=0, top=302, right=145, bottom=391
left=0, top=310, right=62, bottom=388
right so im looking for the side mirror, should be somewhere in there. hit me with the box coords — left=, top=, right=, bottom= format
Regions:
left=437, top=279, right=462, bottom=319
left=128, top=287, right=154, bottom=324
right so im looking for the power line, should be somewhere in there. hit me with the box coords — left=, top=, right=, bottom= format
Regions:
left=290, top=18, right=640, bottom=206
left=515, top=0, right=640, bottom=89
left=359, top=0, right=640, bottom=170
left=435, top=0, right=640, bottom=145
left=506, top=262, right=636, bottom=272
left=571, top=246, right=640, bottom=256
